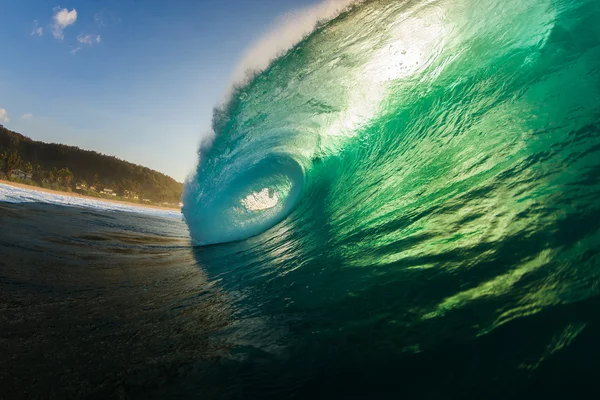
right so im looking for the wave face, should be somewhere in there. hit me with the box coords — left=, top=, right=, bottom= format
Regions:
left=183, top=0, right=600, bottom=378
left=185, top=0, right=599, bottom=246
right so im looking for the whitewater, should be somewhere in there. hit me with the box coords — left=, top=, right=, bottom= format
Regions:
left=0, top=182, right=181, bottom=218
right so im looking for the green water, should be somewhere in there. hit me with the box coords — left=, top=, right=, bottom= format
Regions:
left=183, top=0, right=600, bottom=396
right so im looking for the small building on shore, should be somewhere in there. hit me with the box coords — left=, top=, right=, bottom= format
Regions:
left=102, top=188, right=117, bottom=197
left=10, top=169, right=32, bottom=181
left=123, top=190, right=139, bottom=200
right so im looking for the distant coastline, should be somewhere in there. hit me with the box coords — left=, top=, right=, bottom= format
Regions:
left=1, top=126, right=183, bottom=206
left=0, top=180, right=181, bottom=211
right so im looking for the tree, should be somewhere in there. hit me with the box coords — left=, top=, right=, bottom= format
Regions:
left=116, top=179, right=128, bottom=197
left=32, top=164, right=43, bottom=182
left=1, top=150, right=21, bottom=179
left=64, top=169, right=73, bottom=186
left=1, top=126, right=183, bottom=202
left=22, top=162, right=33, bottom=174
left=51, top=167, right=59, bottom=183
left=45, top=169, right=56, bottom=184
left=57, top=168, right=73, bottom=187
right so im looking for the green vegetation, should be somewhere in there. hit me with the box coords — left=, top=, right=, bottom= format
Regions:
left=0, top=126, right=183, bottom=206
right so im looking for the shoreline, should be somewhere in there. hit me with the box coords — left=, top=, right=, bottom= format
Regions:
left=0, top=180, right=181, bottom=212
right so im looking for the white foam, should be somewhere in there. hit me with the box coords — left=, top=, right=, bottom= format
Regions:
left=241, top=188, right=279, bottom=211
left=0, top=183, right=181, bottom=219
left=229, top=0, right=359, bottom=87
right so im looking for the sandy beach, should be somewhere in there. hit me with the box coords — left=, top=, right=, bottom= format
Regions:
left=0, top=179, right=181, bottom=211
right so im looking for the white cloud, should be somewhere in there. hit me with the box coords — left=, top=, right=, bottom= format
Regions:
left=31, top=20, right=44, bottom=36
left=21, top=113, right=33, bottom=119
left=77, top=33, right=102, bottom=45
left=77, top=33, right=93, bottom=45
left=71, top=34, right=101, bottom=55
left=0, top=108, right=9, bottom=123
left=94, top=12, right=105, bottom=27
left=52, top=7, right=78, bottom=40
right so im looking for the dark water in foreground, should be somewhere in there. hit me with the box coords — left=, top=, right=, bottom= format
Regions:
left=0, top=203, right=228, bottom=399
left=2, top=202, right=600, bottom=399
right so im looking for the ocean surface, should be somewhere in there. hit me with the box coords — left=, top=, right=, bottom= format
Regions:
left=3, top=0, right=600, bottom=398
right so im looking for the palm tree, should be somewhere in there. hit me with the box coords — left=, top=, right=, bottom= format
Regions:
left=1, top=150, right=21, bottom=179
left=32, top=164, right=43, bottom=182
left=22, top=162, right=33, bottom=175
left=57, top=168, right=73, bottom=188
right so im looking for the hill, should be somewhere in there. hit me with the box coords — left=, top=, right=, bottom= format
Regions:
left=0, top=125, right=183, bottom=204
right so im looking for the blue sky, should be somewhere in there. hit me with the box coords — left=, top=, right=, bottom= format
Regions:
left=0, top=0, right=322, bottom=181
